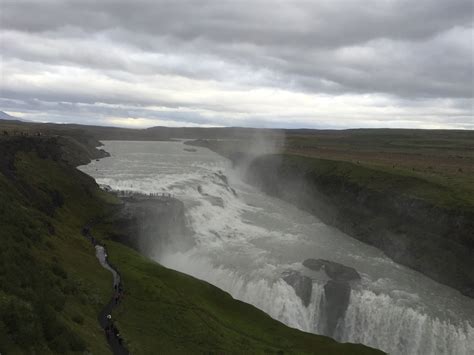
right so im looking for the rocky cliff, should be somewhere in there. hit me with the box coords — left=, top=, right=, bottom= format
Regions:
left=238, top=153, right=474, bottom=298
left=111, top=195, right=193, bottom=258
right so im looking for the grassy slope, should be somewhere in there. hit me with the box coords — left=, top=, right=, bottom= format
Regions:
left=0, top=136, right=382, bottom=354
left=94, top=241, right=378, bottom=354
left=0, top=146, right=114, bottom=353
left=284, top=129, right=474, bottom=209
left=276, top=154, right=473, bottom=212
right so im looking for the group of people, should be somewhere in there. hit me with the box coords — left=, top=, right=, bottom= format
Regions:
left=105, top=314, right=123, bottom=346
left=114, top=282, right=124, bottom=305
left=115, top=189, right=173, bottom=201
left=82, top=225, right=126, bottom=350
left=2, top=130, right=43, bottom=136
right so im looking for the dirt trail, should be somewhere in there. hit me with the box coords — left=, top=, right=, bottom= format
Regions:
left=82, top=227, right=129, bottom=355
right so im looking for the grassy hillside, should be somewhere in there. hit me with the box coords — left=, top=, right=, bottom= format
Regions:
left=275, top=154, right=473, bottom=211
left=283, top=129, right=474, bottom=207
left=0, top=134, right=381, bottom=353
left=0, top=136, right=114, bottom=353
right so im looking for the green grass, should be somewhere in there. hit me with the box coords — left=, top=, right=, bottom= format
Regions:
left=276, top=154, right=473, bottom=211
left=0, top=149, right=113, bottom=353
left=283, top=130, right=474, bottom=208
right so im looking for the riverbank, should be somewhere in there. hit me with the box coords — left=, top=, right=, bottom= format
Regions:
left=186, top=139, right=474, bottom=298
left=0, top=134, right=381, bottom=353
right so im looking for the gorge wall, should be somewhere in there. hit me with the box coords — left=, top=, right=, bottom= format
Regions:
left=234, top=153, right=474, bottom=298
left=111, top=196, right=193, bottom=259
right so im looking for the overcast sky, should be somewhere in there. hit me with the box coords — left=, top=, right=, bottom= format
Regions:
left=1, top=0, right=473, bottom=129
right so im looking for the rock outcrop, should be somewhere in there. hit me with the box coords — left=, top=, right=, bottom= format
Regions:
left=112, top=196, right=193, bottom=258
left=302, top=259, right=360, bottom=337
left=321, top=280, right=351, bottom=336
left=303, top=259, right=360, bottom=282
left=282, top=270, right=313, bottom=307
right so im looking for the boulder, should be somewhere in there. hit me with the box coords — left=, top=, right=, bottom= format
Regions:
left=321, top=280, right=351, bottom=336
left=302, top=259, right=358, bottom=336
left=282, top=270, right=313, bottom=307
left=303, top=259, right=360, bottom=282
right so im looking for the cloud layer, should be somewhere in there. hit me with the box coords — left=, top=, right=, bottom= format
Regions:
left=1, top=0, right=473, bottom=128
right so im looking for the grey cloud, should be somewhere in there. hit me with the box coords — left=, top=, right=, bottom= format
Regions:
left=3, top=1, right=472, bottom=46
left=0, top=0, right=473, bottom=128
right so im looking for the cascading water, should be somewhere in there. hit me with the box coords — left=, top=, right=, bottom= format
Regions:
left=80, top=140, right=474, bottom=355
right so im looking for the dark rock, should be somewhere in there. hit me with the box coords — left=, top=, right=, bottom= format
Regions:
left=299, top=259, right=357, bottom=335
left=282, top=271, right=313, bottom=307
left=215, top=171, right=229, bottom=185
left=303, top=259, right=360, bottom=282
left=205, top=195, right=225, bottom=208
left=321, top=280, right=351, bottom=336
left=462, top=284, right=474, bottom=298
left=197, top=185, right=224, bottom=207
left=113, top=197, right=194, bottom=258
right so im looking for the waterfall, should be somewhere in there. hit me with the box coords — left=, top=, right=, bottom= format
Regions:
left=336, top=290, right=474, bottom=355
left=160, top=251, right=313, bottom=331
left=81, top=140, right=474, bottom=355
left=160, top=251, right=474, bottom=355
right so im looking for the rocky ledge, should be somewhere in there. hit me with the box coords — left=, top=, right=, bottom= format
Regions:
left=282, top=270, right=313, bottom=307
left=303, top=259, right=361, bottom=282
left=282, top=259, right=361, bottom=337
left=110, top=193, right=193, bottom=258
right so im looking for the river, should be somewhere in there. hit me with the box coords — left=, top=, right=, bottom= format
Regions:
left=80, top=140, right=474, bottom=355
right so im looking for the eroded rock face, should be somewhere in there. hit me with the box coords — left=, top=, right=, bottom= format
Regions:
left=244, top=154, right=474, bottom=298
left=303, top=259, right=360, bottom=282
left=302, top=259, right=359, bottom=336
left=113, top=197, right=194, bottom=258
left=321, top=280, right=351, bottom=336
left=282, top=271, right=313, bottom=307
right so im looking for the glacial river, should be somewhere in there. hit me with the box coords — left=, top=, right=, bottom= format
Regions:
left=80, top=140, right=474, bottom=355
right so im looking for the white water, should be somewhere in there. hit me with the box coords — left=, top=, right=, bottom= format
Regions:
left=80, top=140, right=474, bottom=355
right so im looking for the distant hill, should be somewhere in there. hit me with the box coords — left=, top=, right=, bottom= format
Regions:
left=0, top=111, right=31, bottom=122
left=0, top=111, right=17, bottom=120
